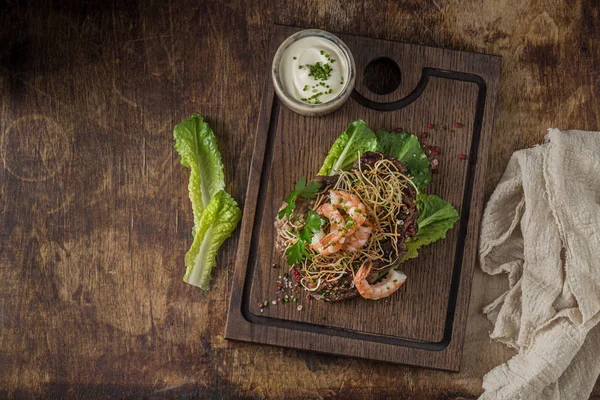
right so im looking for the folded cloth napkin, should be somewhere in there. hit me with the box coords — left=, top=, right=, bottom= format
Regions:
left=479, top=128, right=600, bottom=399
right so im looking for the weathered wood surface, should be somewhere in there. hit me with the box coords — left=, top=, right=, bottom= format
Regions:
left=226, top=24, right=501, bottom=371
left=1, top=0, right=599, bottom=398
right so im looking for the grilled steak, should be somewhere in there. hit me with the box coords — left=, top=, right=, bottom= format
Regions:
left=275, top=152, right=419, bottom=302
left=358, top=152, right=419, bottom=269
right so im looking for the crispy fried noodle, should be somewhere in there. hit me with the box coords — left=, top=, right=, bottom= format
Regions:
left=279, top=157, right=417, bottom=292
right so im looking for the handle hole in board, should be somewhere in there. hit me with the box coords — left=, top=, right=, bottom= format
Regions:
left=363, top=57, right=401, bottom=95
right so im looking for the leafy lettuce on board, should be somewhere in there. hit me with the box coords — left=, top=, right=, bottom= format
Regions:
left=317, top=120, right=458, bottom=265
left=403, top=193, right=460, bottom=261
left=174, top=114, right=241, bottom=290
left=374, top=130, right=431, bottom=192
left=317, top=120, right=378, bottom=176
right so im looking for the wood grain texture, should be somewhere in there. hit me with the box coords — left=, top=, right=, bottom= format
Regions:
left=1, top=0, right=599, bottom=398
left=225, top=25, right=501, bottom=371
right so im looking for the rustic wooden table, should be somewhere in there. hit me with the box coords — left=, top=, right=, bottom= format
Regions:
left=1, top=1, right=599, bottom=398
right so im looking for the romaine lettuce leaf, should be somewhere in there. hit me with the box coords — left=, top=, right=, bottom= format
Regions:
left=375, top=130, right=431, bottom=192
left=317, top=120, right=378, bottom=176
left=174, top=114, right=241, bottom=290
left=174, top=114, right=225, bottom=227
left=183, top=190, right=242, bottom=290
left=402, top=193, right=459, bottom=261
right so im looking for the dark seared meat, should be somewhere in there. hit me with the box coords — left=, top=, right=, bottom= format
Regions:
left=357, top=152, right=419, bottom=269
left=312, top=174, right=339, bottom=189
left=274, top=152, right=420, bottom=302
left=358, top=151, right=418, bottom=237
left=357, top=151, right=409, bottom=175
left=305, top=273, right=359, bottom=302
left=274, top=197, right=315, bottom=254
left=274, top=175, right=338, bottom=254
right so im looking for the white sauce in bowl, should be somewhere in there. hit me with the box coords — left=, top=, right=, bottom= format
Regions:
left=279, top=36, right=350, bottom=105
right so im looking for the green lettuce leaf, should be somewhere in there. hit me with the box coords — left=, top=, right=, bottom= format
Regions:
left=317, top=120, right=378, bottom=176
left=305, top=210, right=324, bottom=233
left=402, top=193, right=459, bottom=261
left=375, top=130, right=432, bottom=192
left=174, top=114, right=241, bottom=290
left=285, top=240, right=310, bottom=265
left=174, top=114, right=225, bottom=227
left=183, top=190, right=242, bottom=290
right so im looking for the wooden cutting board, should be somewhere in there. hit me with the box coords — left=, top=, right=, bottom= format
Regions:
left=225, top=24, right=501, bottom=371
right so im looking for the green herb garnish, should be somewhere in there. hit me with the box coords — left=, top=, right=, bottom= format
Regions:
left=278, top=177, right=320, bottom=220
left=284, top=209, right=324, bottom=265
left=300, top=92, right=325, bottom=104
left=307, top=62, right=332, bottom=81
left=285, top=240, right=309, bottom=265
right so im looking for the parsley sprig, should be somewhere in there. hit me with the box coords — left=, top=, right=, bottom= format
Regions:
left=278, top=177, right=324, bottom=265
left=277, top=177, right=320, bottom=220
left=285, top=210, right=324, bottom=265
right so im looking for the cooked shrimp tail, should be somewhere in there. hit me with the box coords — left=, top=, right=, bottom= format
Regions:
left=354, top=260, right=406, bottom=300
left=330, top=190, right=367, bottom=227
left=344, top=225, right=372, bottom=252
left=311, top=230, right=345, bottom=255
left=317, top=203, right=344, bottom=231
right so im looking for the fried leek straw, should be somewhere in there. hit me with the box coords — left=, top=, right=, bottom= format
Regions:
left=281, top=158, right=416, bottom=291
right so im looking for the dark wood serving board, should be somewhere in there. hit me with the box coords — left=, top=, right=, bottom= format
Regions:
left=225, top=25, right=501, bottom=371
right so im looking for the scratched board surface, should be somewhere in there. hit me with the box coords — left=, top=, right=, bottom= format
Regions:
left=226, top=25, right=501, bottom=371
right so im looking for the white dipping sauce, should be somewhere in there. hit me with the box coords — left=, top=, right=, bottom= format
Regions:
left=279, top=36, right=349, bottom=105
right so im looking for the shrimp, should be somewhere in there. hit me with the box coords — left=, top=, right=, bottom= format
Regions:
left=354, top=260, right=407, bottom=300
left=311, top=191, right=369, bottom=256
left=343, top=225, right=373, bottom=252
left=311, top=230, right=346, bottom=255
left=317, top=203, right=344, bottom=230
left=330, top=190, right=367, bottom=227
left=312, top=204, right=345, bottom=254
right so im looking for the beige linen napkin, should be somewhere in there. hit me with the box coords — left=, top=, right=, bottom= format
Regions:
left=479, top=128, right=600, bottom=399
